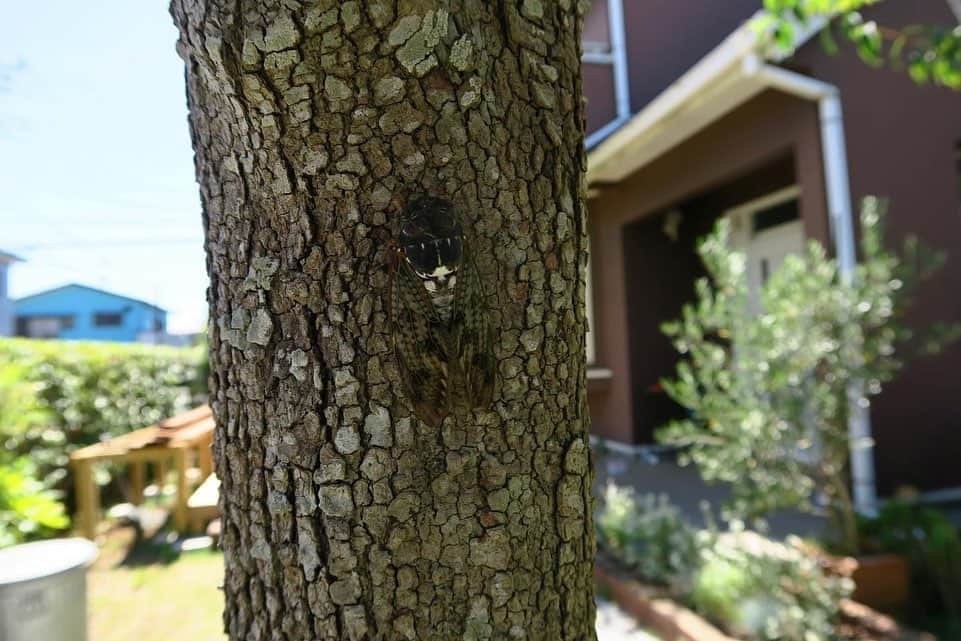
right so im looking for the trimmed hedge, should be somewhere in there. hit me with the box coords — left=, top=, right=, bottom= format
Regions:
left=0, top=338, right=205, bottom=513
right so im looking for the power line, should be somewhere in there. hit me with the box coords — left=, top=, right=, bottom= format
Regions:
left=12, top=238, right=204, bottom=251
left=11, top=255, right=118, bottom=293
left=4, top=218, right=199, bottom=227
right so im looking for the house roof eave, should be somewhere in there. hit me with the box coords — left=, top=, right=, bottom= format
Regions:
left=586, top=12, right=825, bottom=190
left=13, top=283, right=167, bottom=314
left=0, top=250, right=25, bottom=265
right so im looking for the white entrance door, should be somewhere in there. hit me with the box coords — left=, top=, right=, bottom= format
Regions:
left=725, top=187, right=816, bottom=463
left=745, top=218, right=804, bottom=312
left=724, top=186, right=804, bottom=313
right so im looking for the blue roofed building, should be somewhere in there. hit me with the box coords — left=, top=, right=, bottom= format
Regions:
left=13, top=283, right=167, bottom=343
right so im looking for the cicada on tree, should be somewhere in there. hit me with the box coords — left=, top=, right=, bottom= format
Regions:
left=387, top=196, right=495, bottom=427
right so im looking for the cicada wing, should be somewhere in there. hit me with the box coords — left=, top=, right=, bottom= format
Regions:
left=389, top=262, right=451, bottom=426
left=452, top=246, right=495, bottom=409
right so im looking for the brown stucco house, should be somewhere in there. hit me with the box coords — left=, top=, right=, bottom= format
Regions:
left=580, top=0, right=961, bottom=503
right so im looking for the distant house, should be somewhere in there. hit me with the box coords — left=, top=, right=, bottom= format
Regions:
left=13, top=283, right=167, bottom=343
left=0, top=250, right=24, bottom=337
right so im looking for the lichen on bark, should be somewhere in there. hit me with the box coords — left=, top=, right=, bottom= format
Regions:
left=171, top=1, right=596, bottom=639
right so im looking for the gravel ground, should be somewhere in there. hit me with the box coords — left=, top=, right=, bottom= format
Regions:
left=594, top=448, right=827, bottom=539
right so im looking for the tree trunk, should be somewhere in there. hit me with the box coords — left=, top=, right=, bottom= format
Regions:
left=171, top=1, right=595, bottom=639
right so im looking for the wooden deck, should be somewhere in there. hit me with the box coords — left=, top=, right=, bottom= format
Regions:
left=70, top=405, right=215, bottom=540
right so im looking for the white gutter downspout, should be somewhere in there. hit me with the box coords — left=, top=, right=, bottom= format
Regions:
left=744, top=56, right=878, bottom=516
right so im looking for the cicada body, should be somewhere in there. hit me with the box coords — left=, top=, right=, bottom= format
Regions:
left=387, top=196, right=495, bottom=426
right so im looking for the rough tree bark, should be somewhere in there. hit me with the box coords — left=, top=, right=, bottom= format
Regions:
left=171, top=1, right=595, bottom=639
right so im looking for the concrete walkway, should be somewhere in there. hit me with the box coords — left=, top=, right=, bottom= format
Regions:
left=594, top=448, right=827, bottom=540
left=596, top=599, right=660, bottom=640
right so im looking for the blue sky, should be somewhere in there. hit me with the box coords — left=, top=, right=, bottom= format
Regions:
left=1, top=1, right=207, bottom=333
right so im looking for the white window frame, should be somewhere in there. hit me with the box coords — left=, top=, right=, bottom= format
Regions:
left=585, top=249, right=597, bottom=365
left=723, top=185, right=802, bottom=248
left=583, top=0, right=631, bottom=149
left=584, top=236, right=612, bottom=380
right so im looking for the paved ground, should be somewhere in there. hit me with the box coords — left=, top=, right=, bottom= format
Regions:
left=594, top=447, right=828, bottom=540
left=596, top=599, right=660, bottom=640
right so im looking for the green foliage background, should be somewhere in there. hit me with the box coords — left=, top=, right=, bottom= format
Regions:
left=0, top=338, right=205, bottom=545
left=758, top=0, right=961, bottom=89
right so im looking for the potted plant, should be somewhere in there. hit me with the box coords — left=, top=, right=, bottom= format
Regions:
left=856, top=498, right=961, bottom=627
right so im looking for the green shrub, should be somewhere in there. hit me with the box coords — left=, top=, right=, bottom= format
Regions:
left=0, top=338, right=204, bottom=512
left=596, top=483, right=851, bottom=641
left=0, top=363, right=70, bottom=546
left=658, top=198, right=958, bottom=554
left=0, top=456, right=69, bottom=547
left=596, top=484, right=701, bottom=592
left=689, top=555, right=754, bottom=627
left=693, top=531, right=852, bottom=641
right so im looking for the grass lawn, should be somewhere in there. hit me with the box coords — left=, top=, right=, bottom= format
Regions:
left=84, top=529, right=655, bottom=641
left=88, top=541, right=226, bottom=641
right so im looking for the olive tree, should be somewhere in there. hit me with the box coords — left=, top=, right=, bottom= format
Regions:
left=658, top=199, right=954, bottom=554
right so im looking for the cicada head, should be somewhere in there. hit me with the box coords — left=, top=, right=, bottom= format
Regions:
left=398, top=196, right=464, bottom=280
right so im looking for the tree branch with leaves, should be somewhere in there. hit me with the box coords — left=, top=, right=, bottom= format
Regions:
left=757, top=0, right=961, bottom=88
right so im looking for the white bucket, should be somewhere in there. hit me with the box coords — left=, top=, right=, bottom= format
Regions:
left=0, top=538, right=98, bottom=641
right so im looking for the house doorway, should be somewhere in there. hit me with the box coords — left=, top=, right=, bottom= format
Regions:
left=724, top=186, right=821, bottom=465
left=620, top=157, right=799, bottom=445
left=622, top=211, right=705, bottom=443
left=725, top=186, right=803, bottom=312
